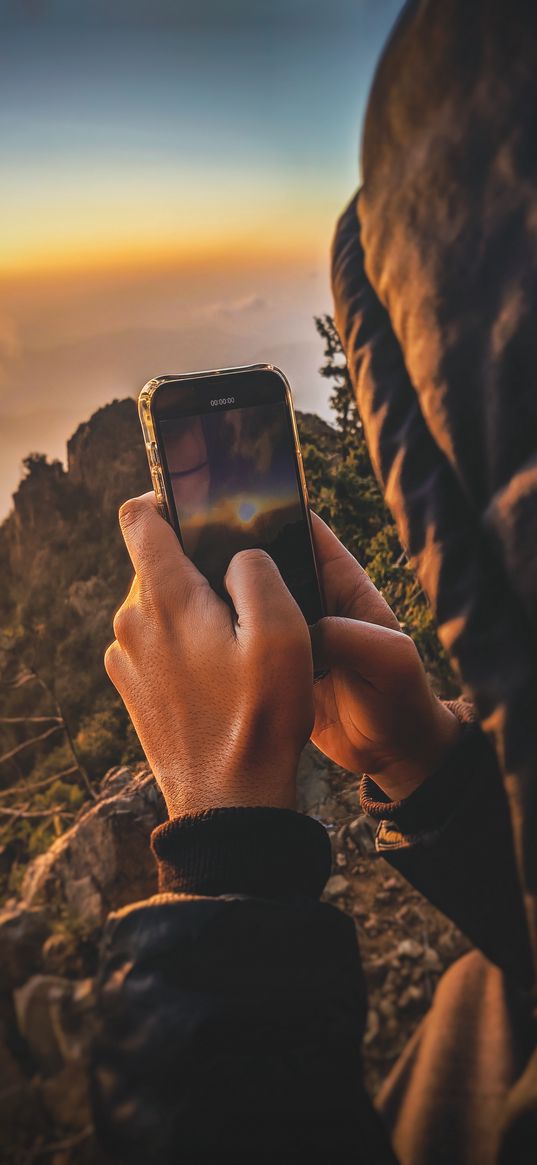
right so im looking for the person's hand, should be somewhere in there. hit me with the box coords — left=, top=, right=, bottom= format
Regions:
left=105, top=493, right=314, bottom=819
left=310, top=514, right=460, bottom=800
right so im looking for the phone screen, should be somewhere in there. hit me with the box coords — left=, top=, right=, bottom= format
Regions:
left=155, top=375, right=323, bottom=625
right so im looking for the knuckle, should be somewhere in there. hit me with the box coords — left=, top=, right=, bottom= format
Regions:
left=112, top=602, right=139, bottom=648
left=104, top=640, right=123, bottom=681
left=143, top=565, right=176, bottom=619
left=394, top=630, right=421, bottom=672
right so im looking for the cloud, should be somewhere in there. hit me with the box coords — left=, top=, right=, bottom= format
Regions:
left=204, top=295, right=269, bottom=319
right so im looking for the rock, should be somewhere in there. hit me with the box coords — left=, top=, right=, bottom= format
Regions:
left=422, top=946, right=443, bottom=973
left=99, top=765, right=138, bottom=796
left=21, top=770, right=166, bottom=925
left=363, top=1008, right=380, bottom=1046
left=378, top=996, right=396, bottom=1020
left=0, top=1019, right=42, bottom=1136
left=14, top=975, right=95, bottom=1078
left=385, top=968, right=403, bottom=991
left=399, top=984, right=424, bottom=1010
left=362, top=957, right=389, bottom=985
left=0, top=904, right=50, bottom=990
left=348, top=815, right=378, bottom=857
left=324, top=874, right=349, bottom=899
left=396, top=939, right=424, bottom=960
left=40, top=1061, right=92, bottom=1130
left=335, top=852, right=347, bottom=869
left=296, top=745, right=337, bottom=818
left=396, top=904, right=423, bottom=928
left=42, top=930, right=81, bottom=977
left=383, top=877, right=399, bottom=891
left=364, top=913, right=379, bottom=932
left=297, top=743, right=360, bottom=823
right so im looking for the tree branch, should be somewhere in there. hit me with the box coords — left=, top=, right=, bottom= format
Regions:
left=0, top=765, right=79, bottom=800
left=0, top=724, right=64, bottom=766
left=0, top=716, right=63, bottom=725
left=0, top=804, right=76, bottom=820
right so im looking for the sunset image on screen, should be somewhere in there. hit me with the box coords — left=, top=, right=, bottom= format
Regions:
left=160, top=401, right=313, bottom=604
left=160, top=403, right=300, bottom=580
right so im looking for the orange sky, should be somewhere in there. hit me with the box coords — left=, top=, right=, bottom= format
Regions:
left=0, top=1, right=404, bottom=515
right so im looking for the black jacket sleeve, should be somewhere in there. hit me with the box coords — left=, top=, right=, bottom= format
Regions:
left=91, top=808, right=397, bottom=1165
left=360, top=706, right=532, bottom=986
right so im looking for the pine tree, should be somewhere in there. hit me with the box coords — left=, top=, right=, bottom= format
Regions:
left=314, top=314, right=360, bottom=456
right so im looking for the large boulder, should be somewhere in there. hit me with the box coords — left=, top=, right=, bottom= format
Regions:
left=21, top=767, right=166, bottom=926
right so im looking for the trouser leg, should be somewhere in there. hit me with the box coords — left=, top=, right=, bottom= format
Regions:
left=376, top=950, right=531, bottom=1165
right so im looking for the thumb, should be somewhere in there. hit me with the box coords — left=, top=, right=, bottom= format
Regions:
left=311, top=616, right=410, bottom=684
left=223, top=548, right=305, bottom=641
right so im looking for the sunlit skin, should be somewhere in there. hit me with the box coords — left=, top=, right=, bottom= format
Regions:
left=105, top=492, right=314, bottom=817
left=105, top=492, right=460, bottom=818
left=309, top=514, right=460, bottom=800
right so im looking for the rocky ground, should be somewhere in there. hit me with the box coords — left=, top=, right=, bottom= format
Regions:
left=0, top=748, right=469, bottom=1164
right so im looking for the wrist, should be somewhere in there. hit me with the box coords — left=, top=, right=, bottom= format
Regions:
left=368, top=701, right=462, bottom=801
left=159, top=756, right=300, bottom=820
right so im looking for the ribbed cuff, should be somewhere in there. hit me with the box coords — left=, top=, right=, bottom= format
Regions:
left=360, top=699, right=488, bottom=836
left=151, top=806, right=333, bottom=900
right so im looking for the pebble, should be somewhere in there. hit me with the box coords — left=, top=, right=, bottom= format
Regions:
left=397, top=939, right=423, bottom=960
left=364, top=918, right=379, bottom=936
left=399, top=984, right=424, bottom=1010
left=324, top=874, right=349, bottom=899
left=363, top=958, right=389, bottom=984
left=422, top=947, right=443, bottom=973
left=363, top=1008, right=380, bottom=1046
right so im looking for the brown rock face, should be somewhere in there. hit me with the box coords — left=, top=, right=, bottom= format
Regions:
left=0, top=765, right=167, bottom=1163
left=21, top=768, right=166, bottom=926
left=67, top=397, right=150, bottom=514
left=0, top=905, right=50, bottom=991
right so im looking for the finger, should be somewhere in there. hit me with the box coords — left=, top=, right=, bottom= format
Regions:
left=310, top=615, right=414, bottom=686
left=118, top=491, right=203, bottom=597
left=310, top=511, right=400, bottom=630
left=104, top=639, right=129, bottom=689
left=223, top=549, right=305, bottom=642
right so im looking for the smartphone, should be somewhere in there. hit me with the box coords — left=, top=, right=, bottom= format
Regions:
left=138, top=364, right=324, bottom=626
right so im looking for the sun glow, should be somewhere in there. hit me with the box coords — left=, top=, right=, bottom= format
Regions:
left=236, top=499, right=258, bottom=525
